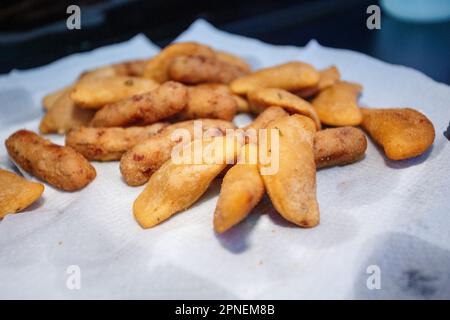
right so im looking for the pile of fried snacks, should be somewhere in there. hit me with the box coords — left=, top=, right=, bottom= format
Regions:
left=1, top=42, right=435, bottom=233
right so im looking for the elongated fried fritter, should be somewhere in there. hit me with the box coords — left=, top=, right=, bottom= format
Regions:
left=0, top=169, right=44, bottom=218
left=5, top=130, right=96, bottom=191
left=120, top=119, right=237, bottom=186
left=169, top=55, right=248, bottom=84
left=65, top=123, right=169, bottom=161
left=295, top=65, right=340, bottom=98
left=314, top=127, right=367, bottom=168
left=91, top=81, right=188, bottom=127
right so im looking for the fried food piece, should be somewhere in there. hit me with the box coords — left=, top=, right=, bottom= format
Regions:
left=214, top=144, right=264, bottom=233
left=245, top=106, right=288, bottom=131
left=195, top=83, right=250, bottom=113
left=91, top=81, right=188, bottom=127
left=247, top=88, right=321, bottom=129
left=169, top=55, right=247, bottom=84
left=230, top=61, right=319, bottom=95
left=5, top=130, right=96, bottom=191
left=39, top=89, right=95, bottom=134
left=314, top=127, right=367, bottom=168
left=112, top=59, right=148, bottom=77
left=134, top=136, right=241, bottom=228
left=361, top=107, right=435, bottom=160
left=173, top=85, right=237, bottom=121
left=144, top=42, right=215, bottom=83
left=215, top=51, right=251, bottom=73
left=120, top=119, right=237, bottom=186
left=312, top=81, right=363, bottom=126
left=295, top=66, right=341, bottom=98
left=42, top=85, right=73, bottom=110
left=0, top=169, right=44, bottom=218
left=259, top=114, right=319, bottom=227
left=70, top=76, right=159, bottom=109
left=65, top=123, right=168, bottom=161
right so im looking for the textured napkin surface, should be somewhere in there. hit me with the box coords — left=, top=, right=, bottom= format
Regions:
left=0, top=20, right=449, bottom=299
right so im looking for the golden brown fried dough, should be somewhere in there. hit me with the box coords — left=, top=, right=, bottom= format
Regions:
left=215, top=51, right=251, bottom=73
left=173, top=85, right=237, bottom=121
left=295, top=66, right=341, bottom=98
left=112, top=59, right=149, bottom=77
left=230, top=61, right=320, bottom=95
left=91, top=81, right=188, bottom=127
left=247, top=88, right=321, bottom=129
left=314, top=127, right=367, bottom=168
left=195, top=83, right=250, bottom=113
left=0, top=169, right=44, bottom=218
left=312, top=81, right=363, bottom=126
left=65, top=123, right=169, bottom=161
left=39, top=89, right=95, bottom=134
left=5, top=130, right=96, bottom=191
left=214, top=144, right=264, bottom=233
left=244, top=106, right=288, bottom=131
left=134, top=136, right=241, bottom=228
left=120, top=119, right=237, bottom=186
left=71, top=76, right=159, bottom=109
left=42, top=85, right=73, bottom=110
left=144, top=42, right=215, bottom=83
left=169, top=55, right=247, bottom=84
left=259, top=114, right=319, bottom=227
left=361, top=107, right=435, bottom=160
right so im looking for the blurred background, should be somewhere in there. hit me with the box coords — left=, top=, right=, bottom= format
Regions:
left=0, top=0, right=449, bottom=83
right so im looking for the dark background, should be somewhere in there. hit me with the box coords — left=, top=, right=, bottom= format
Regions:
left=0, top=0, right=449, bottom=84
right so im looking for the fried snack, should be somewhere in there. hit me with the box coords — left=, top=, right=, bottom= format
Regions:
left=120, top=119, right=237, bottom=186
left=214, top=144, right=264, bottom=233
left=259, top=114, right=319, bottom=227
left=230, top=61, right=320, bottom=95
left=173, top=85, right=237, bottom=121
left=42, top=85, right=73, bottom=110
left=0, top=169, right=44, bottom=218
left=312, top=81, right=363, bottom=126
left=91, top=81, right=188, bottom=127
left=215, top=51, right=251, bottom=73
left=244, top=106, right=288, bottom=131
left=134, top=136, right=241, bottom=228
left=195, top=83, right=250, bottom=113
left=144, top=42, right=215, bottom=83
left=168, top=55, right=247, bottom=84
left=295, top=66, right=340, bottom=98
left=247, top=88, right=321, bottom=129
left=112, top=59, right=148, bottom=77
left=65, top=123, right=169, bottom=161
left=5, top=130, right=96, bottom=191
left=70, top=76, right=159, bottom=109
left=39, top=89, right=95, bottom=134
left=361, top=107, right=435, bottom=160
left=314, top=127, right=367, bottom=169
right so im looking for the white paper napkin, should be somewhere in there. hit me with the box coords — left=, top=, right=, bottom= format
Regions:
left=0, top=19, right=449, bottom=299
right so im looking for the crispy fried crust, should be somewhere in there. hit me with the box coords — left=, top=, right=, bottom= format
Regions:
left=144, top=42, right=216, bottom=83
left=42, top=85, right=73, bottom=110
left=259, top=114, right=319, bottom=227
left=314, top=127, right=367, bottom=168
left=361, top=107, right=435, bottom=160
left=133, top=136, right=240, bottom=228
left=312, top=81, right=363, bottom=126
left=65, top=123, right=169, bottom=161
left=214, top=144, right=264, bottom=233
left=169, top=55, right=247, bottom=84
left=295, top=66, right=341, bottom=98
left=0, top=169, right=44, bottom=218
left=173, top=85, right=237, bottom=121
left=120, top=119, right=237, bottom=186
left=215, top=51, right=251, bottom=74
left=71, top=76, right=159, bottom=109
left=5, top=130, right=96, bottom=191
left=39, top=89, right=95, bottom=134
left=230, top=61, right=320, bottom=95
left=245, top=106, right=288, bottom=131
left=91, top=81, right=188, bottom=127
left=247, top=88, right=321, bottom=129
